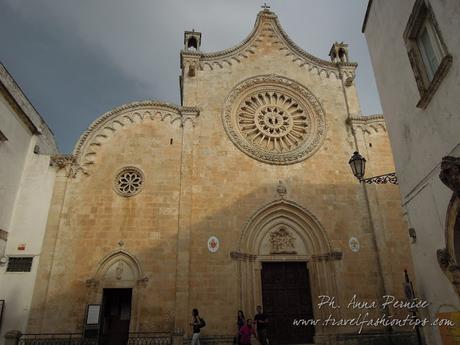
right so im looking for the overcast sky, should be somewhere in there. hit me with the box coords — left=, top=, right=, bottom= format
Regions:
left=0, top=0, right=380, bottom=153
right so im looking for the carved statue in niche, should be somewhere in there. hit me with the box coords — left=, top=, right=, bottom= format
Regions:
left=440, top=156, right=460, bottom=195
left=269, top=228, right=296, bottom=254
left=116, top=261, right=124, bottom=280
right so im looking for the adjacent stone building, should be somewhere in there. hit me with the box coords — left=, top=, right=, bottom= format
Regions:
left=363, top=0, right=460, bottom=344
left=26, top=9, right=415, bottom=345
left=0, top=63, right=58, bottom=343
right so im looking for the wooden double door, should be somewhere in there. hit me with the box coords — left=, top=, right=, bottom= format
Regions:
left=100, top=288, right=132, bottom=345
left=261, top=262, right=314, bottom=344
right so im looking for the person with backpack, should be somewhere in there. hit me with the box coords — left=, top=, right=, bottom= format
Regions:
left=190, top=308, right=206, bottom=345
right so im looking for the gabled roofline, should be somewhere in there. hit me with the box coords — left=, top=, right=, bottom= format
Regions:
left=181, top=10, right=357, bottom=73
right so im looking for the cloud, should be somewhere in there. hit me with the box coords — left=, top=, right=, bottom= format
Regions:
left=0, top=0, right=381, bottom=152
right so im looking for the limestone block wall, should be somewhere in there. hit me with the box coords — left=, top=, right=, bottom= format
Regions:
left=26, top=9, right=416, bottom=344
left=28, top=115, right=185, bottom=332
left=180, top=11, right=414, bottom=338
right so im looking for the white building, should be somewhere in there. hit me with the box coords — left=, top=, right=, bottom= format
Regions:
left=363, top=0, right=460, bottom=344
left=0, top=63, right=58, bottom=343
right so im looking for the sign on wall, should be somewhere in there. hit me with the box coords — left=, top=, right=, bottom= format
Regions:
left=84, top=304, right=101, bottom=341
left=86, top=304, right=101, bottom=325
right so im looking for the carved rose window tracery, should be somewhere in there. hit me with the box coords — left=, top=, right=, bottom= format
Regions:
left=238, top=92, right=309, bottom=153
left=222, top=75, right=326, bottom=165
left=114, top=167, right=144, bottom=197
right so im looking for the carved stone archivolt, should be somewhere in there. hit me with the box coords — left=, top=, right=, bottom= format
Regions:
left=222, top=75, right=326, bottom=164
left=236, top=198, right=339, bottom=333
left=87, top=249, right=149, bottom=289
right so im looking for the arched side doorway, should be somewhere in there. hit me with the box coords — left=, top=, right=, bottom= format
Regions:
left=233, top=199, right=341, bottom=344
left=85, top=250, right=149, bottom=344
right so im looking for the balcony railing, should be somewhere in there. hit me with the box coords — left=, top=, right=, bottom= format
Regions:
left=18, top=332, right=172, bottom=345
left=18, top=333, right=94, bottom=345
left=127, top=332, right=171, bottom=345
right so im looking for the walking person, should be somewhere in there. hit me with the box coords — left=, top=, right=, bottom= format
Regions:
left=236, top=310, right=245, bottom=345
left=239, top=319, right=258, bottom=345
left=254, top=305, right=269, bottom=345
left=190, top=308, right=206, bottom=345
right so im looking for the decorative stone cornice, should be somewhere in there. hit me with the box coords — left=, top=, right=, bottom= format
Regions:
left=137, top=276, right=149, bottom=287
left=50, top=154, right=80, bottom=177
left=50, top=154, right=76, bottom=169
left=311, top=251, right=343, bottom=262
left=181, top=10, right=356, bottom=80
left=440, top=156, right=460, bottom=196
left=72, top=101, right=199, bottom=176
left=85, top=278, right=98, bottom=288
left=348, top=114, right=387, bottom=134
left=229, top=251, right=257, bottom=261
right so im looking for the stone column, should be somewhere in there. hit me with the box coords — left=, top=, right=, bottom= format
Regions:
left=350, top=125, right=392, bottom=316
left=174, top=109, right=199, bottom=333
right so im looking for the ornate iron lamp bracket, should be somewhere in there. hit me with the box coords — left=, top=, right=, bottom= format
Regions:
left=360, top=172, right=398, bottom=185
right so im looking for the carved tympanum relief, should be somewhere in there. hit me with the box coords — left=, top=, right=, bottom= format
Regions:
left=114, top=167, right=144, bottom=197
left=222, top=75, right=326, bottom=165
left=269, top=227, right=296, bottom=254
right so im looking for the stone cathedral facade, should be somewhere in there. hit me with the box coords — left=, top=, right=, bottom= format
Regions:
left=27, top=9, right=416, bottom=345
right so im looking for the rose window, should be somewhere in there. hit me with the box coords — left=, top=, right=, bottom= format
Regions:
left=222, top=75, right=326, bottom=165
left=114, top=167, right=144, bottom=197
left=238, top=93, right=309, bottom=152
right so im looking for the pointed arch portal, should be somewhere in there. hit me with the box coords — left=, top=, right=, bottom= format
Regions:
left=85, top=250, right=149, bottom=334
left=233, top=199, right=341, bottom=343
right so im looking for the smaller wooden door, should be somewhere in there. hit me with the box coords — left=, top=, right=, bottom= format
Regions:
left=261, top=262, right=314, bottom=345
left=101, top=288, right=132, bottom=345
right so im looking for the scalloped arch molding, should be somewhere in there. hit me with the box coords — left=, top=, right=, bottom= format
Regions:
left=72, top=101, right=199, bottom=174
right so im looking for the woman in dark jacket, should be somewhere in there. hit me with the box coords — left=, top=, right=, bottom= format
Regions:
left=237, top=310, right=245, bottom=345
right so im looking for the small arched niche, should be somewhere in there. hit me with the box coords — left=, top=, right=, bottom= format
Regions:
left=94, top=250, right=144, bottom=287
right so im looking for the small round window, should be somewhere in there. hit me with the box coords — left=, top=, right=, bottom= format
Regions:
left=114, top=167, right=144, bottom=197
